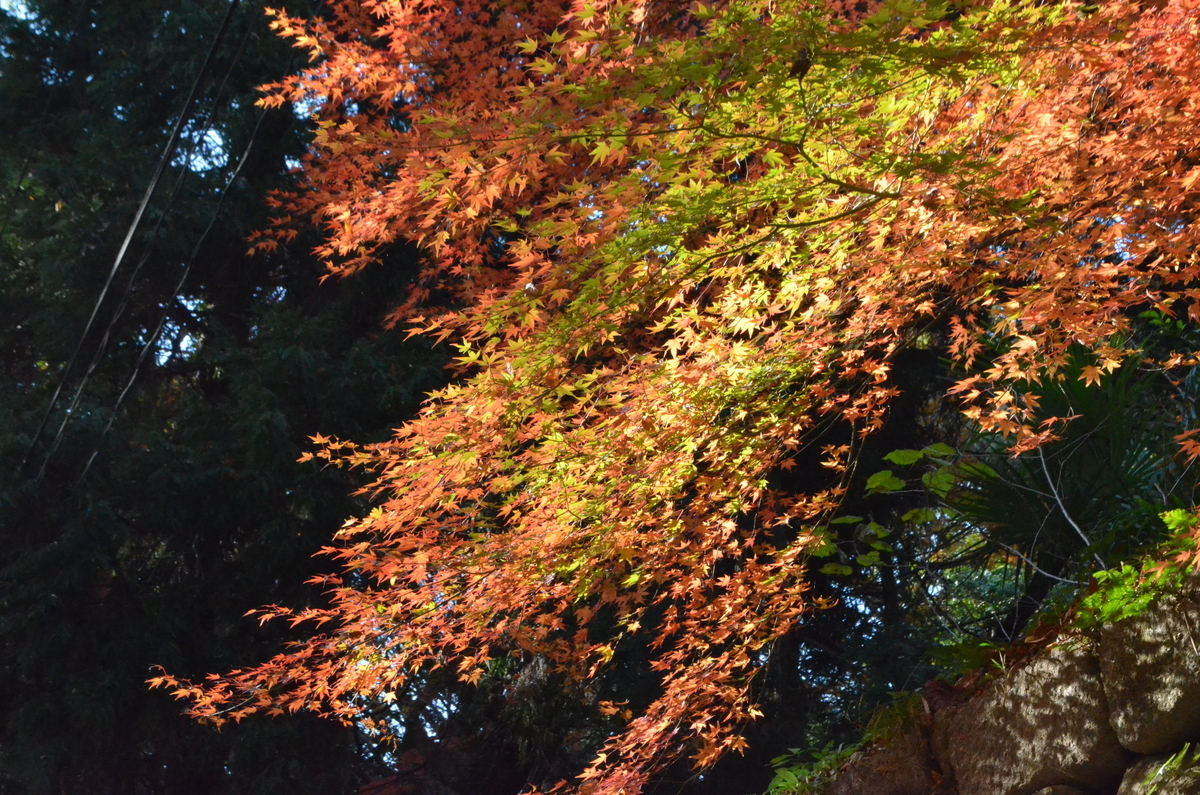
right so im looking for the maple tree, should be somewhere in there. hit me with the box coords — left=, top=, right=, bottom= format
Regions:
left=157, top=0, right=1200, bottom=791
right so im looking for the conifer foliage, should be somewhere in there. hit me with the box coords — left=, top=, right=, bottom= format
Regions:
left=0, top=1, right=443, bottom=792
left=162, top=0, right=1200, bottom=791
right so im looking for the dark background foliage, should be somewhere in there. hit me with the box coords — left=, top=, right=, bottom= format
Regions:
left=0, top=2, right=444, bottom=792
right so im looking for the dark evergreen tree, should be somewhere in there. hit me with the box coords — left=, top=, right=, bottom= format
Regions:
left=0, top=2, right=444, bottom=792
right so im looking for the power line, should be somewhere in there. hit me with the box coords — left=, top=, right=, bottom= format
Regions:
left=37, top=21, right=257, bottom=477
left=18, top=0, right=243, bottom=480
left=80, top=107, right=271, bottom=482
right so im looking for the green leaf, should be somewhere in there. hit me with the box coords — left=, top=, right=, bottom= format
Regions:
left=811, top=541, right=838, bottom=558
left=901, top=508, right=937, bottom=523
left=820, top=563, right=854, bottom=576
left=1162, top=509, right=1199, bottom=533
left=883, top=448, right=924, bottom=466
left=922, top=442, right=956, bottom=457
left=865, top=470, right=905, bottom=494
left=809, top=530, right=838, bottom=558
left=922, top=468, right=956, bottom=497
left=769, top=769, right=799, bottom=790
left=830, top=515, right=864, bottom=525
left=958, top=461, right=997, bottom=479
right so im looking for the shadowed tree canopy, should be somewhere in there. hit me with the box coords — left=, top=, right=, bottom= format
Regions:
left=0, top=1, right=445, bottom=792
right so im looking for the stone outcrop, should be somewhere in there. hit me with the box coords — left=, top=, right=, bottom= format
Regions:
left=814, top=576, right=1200, bottom=795
left=1099, top=587, right=1200, bottom=755
left=827, top=728, right=934, bottom=795
left=932, top=645, right=1128, bottom=795
left=1115, top=753, right=1200, bottom=795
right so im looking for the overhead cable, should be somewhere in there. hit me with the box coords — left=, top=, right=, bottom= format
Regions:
left=18, top=0, right=243, bottom=480
left=37, top=20, right=256, bottom=478
left=79, top=106, right=270, bottom=482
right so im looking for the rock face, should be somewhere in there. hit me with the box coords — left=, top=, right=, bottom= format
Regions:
left=1115, top=753, right=1200, bottom=795
left=809, top=579, right=1200, bottom=795
left=932, top=644, right=1129, bottom=795
left=1099, top=584, right=1200, bottom=755
left=826, top=728, right=933, bottom=795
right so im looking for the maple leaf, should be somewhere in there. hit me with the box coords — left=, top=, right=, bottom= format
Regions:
left=165, top=0, right=1200, bottom=791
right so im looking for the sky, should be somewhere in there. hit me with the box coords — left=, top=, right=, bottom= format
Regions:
left=0, top=0, right=34, bottom=20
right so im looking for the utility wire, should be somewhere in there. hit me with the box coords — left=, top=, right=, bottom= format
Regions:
left=18, top=0, right=243, bottom=480
left=38, top=21, right=256, bottom=478
left=80, top=32, right=308, bottom=482
left=79, top=107, right=270, bottom=481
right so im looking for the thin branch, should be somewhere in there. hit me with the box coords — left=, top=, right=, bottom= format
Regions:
left=1038, top=446, right=1105, bottom=568
left=768, top=194, right=891, bottom=229
left=914, top=562, right=986, bottom=639
left=981, top=533, right=1083, bottom=585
